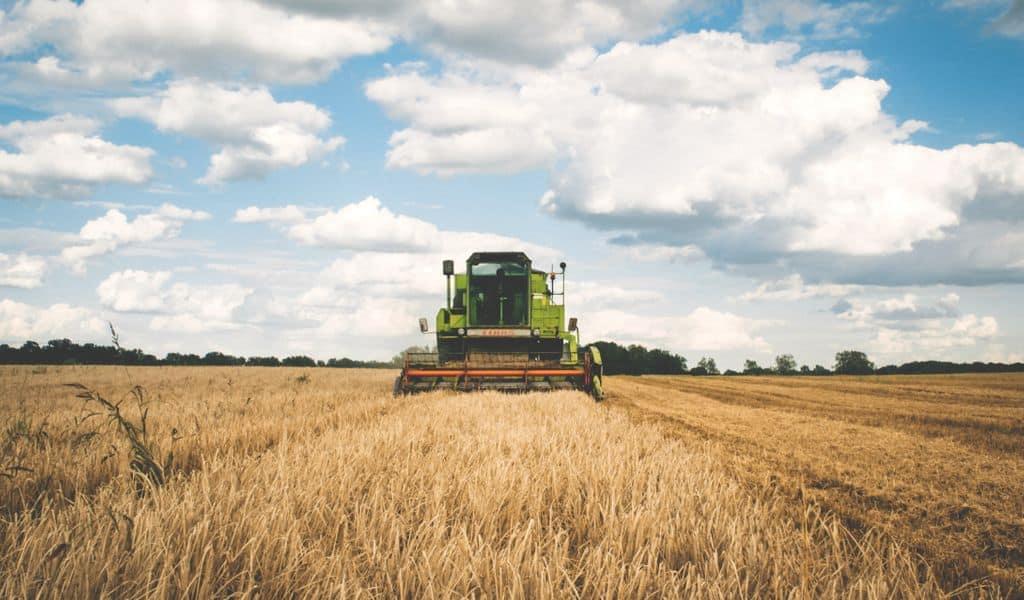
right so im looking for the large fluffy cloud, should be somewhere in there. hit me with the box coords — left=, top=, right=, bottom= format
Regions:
left=834, top=293, right=962, bottom=325
left=832, top=292, right=999, bottom=359
left=61, top=203, right=211, bottom=273
left=0, top=0, right=702, bottom=88
left=112, top=80, right=344, bottom=183
left=367, top=30, right=1024, bottom=285
left=0, top=114, right=152, bottom=198
left=286, top=196, right=437, bottom=251
left=263, top=0, right=702, bottom=66
left=0, top=253, right=46, bottom=288
left=0, top=298, right=106, bottom=341
left=870, top=314, right=999, bottom=358
left=587, top=306, right=772, bottom=352
left=97, top=269, right=253, bottom=332
left=0, top=0, right=392, bottom=84
left=242, top=195, right=559, bottom=258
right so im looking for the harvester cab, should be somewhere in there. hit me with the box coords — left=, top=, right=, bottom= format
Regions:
left=394, top=252, right=603, bottom=399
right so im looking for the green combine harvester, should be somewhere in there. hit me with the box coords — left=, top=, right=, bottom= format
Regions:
left=395, top=252, right=603, bottom=399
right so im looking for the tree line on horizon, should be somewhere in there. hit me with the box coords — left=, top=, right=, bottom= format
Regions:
left=0, top=339, right=395, bottom=369
left=590, top=342, right=1024, bottom=376
left=1, top=338, right=1022, bottom=376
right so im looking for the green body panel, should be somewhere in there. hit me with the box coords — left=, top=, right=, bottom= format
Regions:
left=399, top=251, right=602, bottom=400
left=434, top=253, right=579, bottom=365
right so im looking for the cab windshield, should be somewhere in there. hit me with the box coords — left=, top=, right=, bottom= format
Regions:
left=469, top=261, right=529, bottom=326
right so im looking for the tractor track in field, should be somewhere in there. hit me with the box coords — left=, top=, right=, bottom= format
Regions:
left=631, top=375, right=1024, bottom=455
left=602, top=376, right=1024, bottom=595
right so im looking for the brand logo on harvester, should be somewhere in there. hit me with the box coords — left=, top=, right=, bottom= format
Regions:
left=465, top=328, right=532, bottom=337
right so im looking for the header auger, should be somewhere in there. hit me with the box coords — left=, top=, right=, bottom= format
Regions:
left=394, top=252, right=603, bottom=400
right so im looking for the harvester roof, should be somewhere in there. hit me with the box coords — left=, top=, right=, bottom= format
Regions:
left=467, top=251, right=531, bottom=264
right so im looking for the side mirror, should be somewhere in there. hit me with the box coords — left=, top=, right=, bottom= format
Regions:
left=442, top=260, right=454, bottom=276
left=568, top=317, right=578, bottom=331
left=418, top=318, right=429, bottom=333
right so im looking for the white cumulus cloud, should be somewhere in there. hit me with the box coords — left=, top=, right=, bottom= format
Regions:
left=112, top=80, right=344, bottom=183
left=287, top=196, right=437, bottom=251
left=61, top=203, right=211, bottom=273
left=831, top=292, right=998, bottom=359
left=870, top=314, right=999, bottom=358
left=586, top=306, right=773, bottom=352
left=367, top=30, right=1024, bottom=285
left=0, top=298, right=106, bottom=342
left=0, top=253, right=47, bottom=288
left=96, top=269, right=171, bottom=312
left=0, top=113, right=152, bottom=198
left=0, top=0, right=393, bottom=84
left=97, top=269, right=253, bottom=332
left=262, top=0, right=703, bottom=66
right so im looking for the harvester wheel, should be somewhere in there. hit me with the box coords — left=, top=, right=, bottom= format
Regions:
left=392, top=376, right=403, bottom=397
left=591, top=375, right=604, bottom=402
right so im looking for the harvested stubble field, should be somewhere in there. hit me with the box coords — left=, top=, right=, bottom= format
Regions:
left=0, top=367, right=1021, bottom=598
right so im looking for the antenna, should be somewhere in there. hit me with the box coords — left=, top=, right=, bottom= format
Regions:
left=559, top=262, right=566, bottom=309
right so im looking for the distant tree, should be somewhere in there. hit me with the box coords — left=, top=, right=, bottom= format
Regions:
left=588, top=341, right=686, bottom=375
left=690, top=366, right=708, bottom=376
left=246, top=356, right=281, bottom=367
left=46, top=338, right=74, bottom=363
left=627, top=344, right=648, bottom=373
left=774, top=354, right=797, bottom=375
left=697, top=356, right=719, bottom=375
left=202, top=351, right=244, bottom=366
left=166, top=352, right=202, bottom=365
left=723, top=369, right=740, bottom=376
left=834, top=350, right=875, bottom=375
left=646, top=348, right=687, bottom=374
left=799, top=364, right=811, bottom=375
left=325, top=357, right=393, bottom=368
left=812, top=364, right=831, bottom=376
left=282, top=355, right=316, bottom=367
left=743, top=359, right=761, bottom=375
left=391, top=345, right=435, bottom=367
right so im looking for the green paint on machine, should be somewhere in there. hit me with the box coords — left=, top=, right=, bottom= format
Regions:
left=397, top=252, right=603, bottom=399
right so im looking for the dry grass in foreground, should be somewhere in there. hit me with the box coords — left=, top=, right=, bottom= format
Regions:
left=607, top=373, right=1024, bottom=596
left=0, top=366, right=1004, bottom=597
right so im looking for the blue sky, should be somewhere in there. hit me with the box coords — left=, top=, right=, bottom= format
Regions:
left=0, top=0, right=1022, bottom=369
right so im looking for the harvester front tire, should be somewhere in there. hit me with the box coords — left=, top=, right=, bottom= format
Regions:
left=591, top=375, right=604, bottom=402
left=392, top=376, right=403, bottom=397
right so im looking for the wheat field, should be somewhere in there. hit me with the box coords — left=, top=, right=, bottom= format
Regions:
left=0, top=366, right=1020, bottom=598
